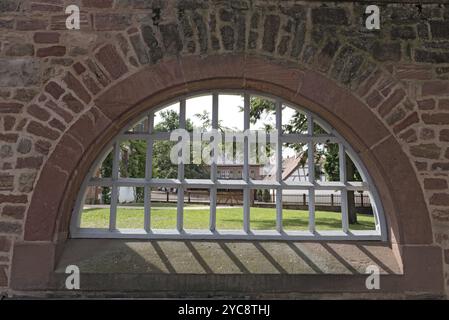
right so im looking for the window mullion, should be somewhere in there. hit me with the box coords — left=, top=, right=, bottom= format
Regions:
left=339, top=143, right=349, bottom=233
left=307, top=114, right=315, bottom=233
left=177, top=99, right=186, bottom=232
left=109, top=141, right=120, bottom=231
left=144, top=114, right=154, bottom=232
left=210, top=93, right=219, bottom=232
left=275, top=100, right=283, bottom=232
left=243, top=93, right=250, bottom=233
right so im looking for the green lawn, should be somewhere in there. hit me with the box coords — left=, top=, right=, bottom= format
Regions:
left=81, top=206, right=375, bottom=231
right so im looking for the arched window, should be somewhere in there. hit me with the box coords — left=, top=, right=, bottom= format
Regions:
left=71, top=91, right=387, bottom=240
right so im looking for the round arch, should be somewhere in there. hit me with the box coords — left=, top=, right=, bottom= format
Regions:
left=12, top=55, right=442, bottom=294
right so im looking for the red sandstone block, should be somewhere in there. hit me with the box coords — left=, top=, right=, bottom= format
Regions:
left=63, top=72, right=91, bottom=104
left=81, top=74, right=101, bottom=95
left=30, top=3, right=63, bottom=12
left=0, top=133, right=18, bottom=143
left=410, top=143, right=441, bottom=160
left=0, top=103, right=23, bottom=114
left=422, top=81, right=449, bottom=96
left=3, top=116, right=15, bottom=131
left=399, top=128, right=417, bottom=143
left=16, top=157, right=43, bottom=169
left=49, top=118, right=66, bottom=132
left=0, top=236, right=11, bottom=253
left=35, top=140, right=51, bottom=155
left=395, top=64, right=433, bottom=80
left=424, top=178, right=448, bottom=190
left=26, top=121, right=60, bottom=140
left=365, top=90, right=384, bottom=108
left=0, top=265, right=7, bottom=287
left=34, top=32, right=60, bottom=44
left=393, top=112, right=419, bottom=134
left=378, top=88, right=406, bottom=117
left=45, top=81, right=64, bottom=100
left=36, top=46, right=66, bottom=57
left=440, top=129, right=449, bottom=142
left=95, top=44, right=129, bottom=80
left=62, top=94, right=84, bottom=113
left=417, top=99, right=436, bottom=110
left=94, top=13, right=132, bottom=31
left=82, top=0, right=113, bottom=8
left=44, top=100, right=73, bottom=123
left=422, top=113, right=449, bottom=125
left=27, top=104, right=51, bottom=121
left=438, top=99, right=449, bottom=110
left=0, top=174, right=14, bottom=191
left=73, top=62, right=86, bottom=75
left=0, top=194, right=27, bottom=204
left=430, top=193, right=449, bottom=206
left=1, top=205, right=26, bottom=220
left=16, top=19, right=48, bottom=31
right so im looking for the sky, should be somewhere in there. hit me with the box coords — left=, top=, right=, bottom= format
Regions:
left=153, top=94, right=300, bottom=159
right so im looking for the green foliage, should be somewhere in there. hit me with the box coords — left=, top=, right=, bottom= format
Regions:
left=263, top=189, right=271, bottom=202
left=100, top=153, right=113, bottom=204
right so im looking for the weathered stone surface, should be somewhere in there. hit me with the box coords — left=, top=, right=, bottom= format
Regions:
left=262, top=15, right=280, bottom=53
left=94, top=14, right=132, bottom=31
left=372, top=42, right=401, bottom=62
left=415, top=50, right=449, bottom=64
left=36, top=46, right=66, bottom=57
left=429, top=21, right=449, bottom=39
left=34, top=32, right=60, bottom=44
left=159, top=23, right=183, bottom=55
left=141, top=25, right=163, bottom=63
left=410, top=143, right=441, bottom=160
left=18, top=172, right=37, bottom=193
left=0, top=59, right=40, bottom=87
left=424, top=178, right=448, bottom=190
left=95, top=44, right=128, bottom=80
left=4, top=43, right=34, bottom=57
left=0, top=174, right=14, bottom=191
left=221, top=26, right=235, bottom=50
left=1, top=205, right=25, bottom=220
left=312, top=7, right=349, bottom=25
left=17, top=139, right=32, bottom=155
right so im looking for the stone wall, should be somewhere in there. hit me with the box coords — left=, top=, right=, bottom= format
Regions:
left=0, top=0, right=449, bottom=297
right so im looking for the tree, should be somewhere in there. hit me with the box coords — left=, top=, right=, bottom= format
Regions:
left=153, top=110, right=209, bottom=179
left=248, top=97, right=361, bottom=224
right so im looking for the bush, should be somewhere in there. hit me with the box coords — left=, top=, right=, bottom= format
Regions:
left=263, top=189, right=271, bottom=202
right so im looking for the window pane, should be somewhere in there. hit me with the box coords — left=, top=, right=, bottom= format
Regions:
left=119, top=140, right=146, bottom=179
left=313, top=119, right=330, bottom=134
left=282, top=105, right=307, bottom=134
left=126, top=116, right=148, bottom=133
left=186, top=95, right=212, bottom=132
left=251, top=189, right=276, bottom=230
left=153, top=102, right=179, bottom=132
left=346, top=152, right=365, bottom=182
left=282, top=143, right=308, bottom=182
left=151, top=187, right=178, bottom=230
left=80, top=186, right=110, bottom=228
left=218, top=94, right=244, bottom=131
left=92, top=148, right=113, bottom=178
left=216, top=189, right=244, bottom=230
left=314, top=142, right=339, bottom=182
left=152, top=140, right=177, bottom=179
left=116, top=186, right=145, bottom=229
left=282, top=189, right=309, bottom=231
left=315, top=191, right=343, bottom=231
left=348, top=190, right=376, bottom=231
left=183, top=189, right=210, bottom=230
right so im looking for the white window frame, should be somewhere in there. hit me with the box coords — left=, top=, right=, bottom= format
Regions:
left=70, top=90, right=387, bottom=241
